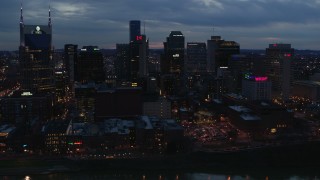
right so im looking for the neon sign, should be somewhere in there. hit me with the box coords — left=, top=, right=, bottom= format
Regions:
left=255, top=77, right=268, bottom=81
left=245, top=73, right=268, bottom=82
left=284, top=53, right=291, bottom=57
left=136, top=35, right=143, bottom=41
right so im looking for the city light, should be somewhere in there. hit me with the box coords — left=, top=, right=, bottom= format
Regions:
left=255, top=77, right=268, bottom=81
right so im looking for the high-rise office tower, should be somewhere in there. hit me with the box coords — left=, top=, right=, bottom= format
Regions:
left=186, top=42, right=207, bottom=73
left=161, top=31, right=185, bottom=75
left=207, top=36, right=220, bottom=73
left=19, top=5, right=55, bottom=94
left=115, top=44, right=130, bottom=81
left=207, top=36, right=240, bottom=73
left=64, top=44, right=78, bottom=83
left=76, top=46, right=105, bottom=83
left=129, top=35, right=149, bottom=82
left=128, top=20, right=149, bottom=84
left=129, top=20, right=141, bottom=42
left=265, top=43, right=294, bottom=99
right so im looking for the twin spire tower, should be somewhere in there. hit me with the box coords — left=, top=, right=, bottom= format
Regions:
left=19, top=2, right=55, bottom=94
left=19, top=2, right=52, bottom=27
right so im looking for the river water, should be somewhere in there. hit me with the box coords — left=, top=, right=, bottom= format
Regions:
left=1, top=169, right=320, bottom=180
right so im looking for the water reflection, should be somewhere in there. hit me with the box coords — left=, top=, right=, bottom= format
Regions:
left=0, top=170, right=319, bottom=180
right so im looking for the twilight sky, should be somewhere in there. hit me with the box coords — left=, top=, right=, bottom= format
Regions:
left=1, top=0, right=320, bottom=50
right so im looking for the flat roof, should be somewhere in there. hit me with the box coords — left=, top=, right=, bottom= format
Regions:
left=240, top=114, right=261, bottom=121
left=229, top=106, right=251, bottom=113
left=213, top=99, right=222, bottom=104
left=141, top=116, right=153, bottom=130
left=104, top=119, right=135, bottom=135
left=294, top=80, right=320, bottom=87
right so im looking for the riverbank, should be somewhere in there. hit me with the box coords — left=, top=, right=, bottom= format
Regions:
left=1, top=141, right=320, bottom=176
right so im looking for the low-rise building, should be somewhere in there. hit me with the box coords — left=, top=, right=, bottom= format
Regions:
left=292, top=81, right=320, bottom=101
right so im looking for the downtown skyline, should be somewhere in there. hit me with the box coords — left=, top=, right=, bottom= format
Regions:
left=1, top=0, right=320, bottom=50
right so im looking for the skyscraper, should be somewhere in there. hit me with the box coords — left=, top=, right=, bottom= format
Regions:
left=19, top=5, right=55, bottom=94
left=76, top=46, right=105, bottom=83
left=64, top=44, right=78, bottom=83
left=265, top=43, right=294, bottom=99
left=128, top=20, right=149, bottom=84
left=129, top=35, right=149, bottom=82
left=115, top=44, right=130, bottom=81
left=207, top=36, right=240, bottom=73
left=186, top=42, right=207, bottom=73
left=161, top=31, right=185, bottom=75
left=129, top=20, right=141, bottom=42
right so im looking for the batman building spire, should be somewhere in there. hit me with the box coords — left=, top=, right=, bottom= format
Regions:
left=20, top=3, right=24, bottom=27
left=48, top=4, right=52, bottom=27
left=19, top=3, right=55, bottom=94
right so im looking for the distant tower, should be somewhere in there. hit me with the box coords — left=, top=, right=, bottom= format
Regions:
left=115, top=44, right=130, bottom=81
left=129, top=20, right=141, bottom=42
left=186, top=42, right=207, bottom=73
left=19, top=3, right=55, bottom=94
left=128, top=20, right=149, bottom=83
left=48, top=4, right=52, bottom=27
left=76, top=46, right=105, bottom=83
left=207, top=36, right=240, bottom=73
left=265, top=43, right=294, bottom=99
left=161, top=31, right=185, bottom=75
left=64, top=44, right=78, bottom=83
left=20, top=3, right=24, bottom=46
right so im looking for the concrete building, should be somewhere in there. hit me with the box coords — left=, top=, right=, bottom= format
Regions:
left=129, top=34, right=149, bottom=82
left=64, top=44, right=78, bottom=83
left=292, top=81, right=320, bottom=101
left=115, top=44, right=130, bottom=82
left=242, top=74, right=272, bottom=100
left=143, top=97, right=171, bottom=119
left=265, top=43, right=294, bottom=99
left=207, top=36, right=240, bottom=73
left=76, top=46, right=105, bottom=83
left=0, top=91, right=53, bottom=129
left=186, top=42, right=207, bottom=73
left=95, top=87, right=143, bottom=120
left=44, top=121, right=69, bottom=154
left=161, top=31, right=185, bottom=75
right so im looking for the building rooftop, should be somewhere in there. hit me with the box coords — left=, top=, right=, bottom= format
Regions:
left=213, top=99, right=222, bottom=104
left=0, top=124, right=16, bottom=138
left=240, top=114, right=261, bottom=121
left=294, top=80, right=320, bottom=87
left=229, top=106, right=251, bottom=113
left=104, top=119, right=135, bottom=135
left=225, top=93, right=245, bottom=100
left=141, top=116, right=153, bottom=130
left=44, top=121, right=69, bottom=134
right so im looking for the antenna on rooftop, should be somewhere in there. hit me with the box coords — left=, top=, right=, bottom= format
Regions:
left=143, top=20, right=146, bottom=35
left=20, top=0, right=24, bottom=26
left=48, top=0, right=52, bottom=27
left=213, top=24, right=215, bottom=36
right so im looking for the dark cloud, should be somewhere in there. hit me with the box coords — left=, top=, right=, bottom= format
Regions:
left=0, top=0, right=320, bottom=50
